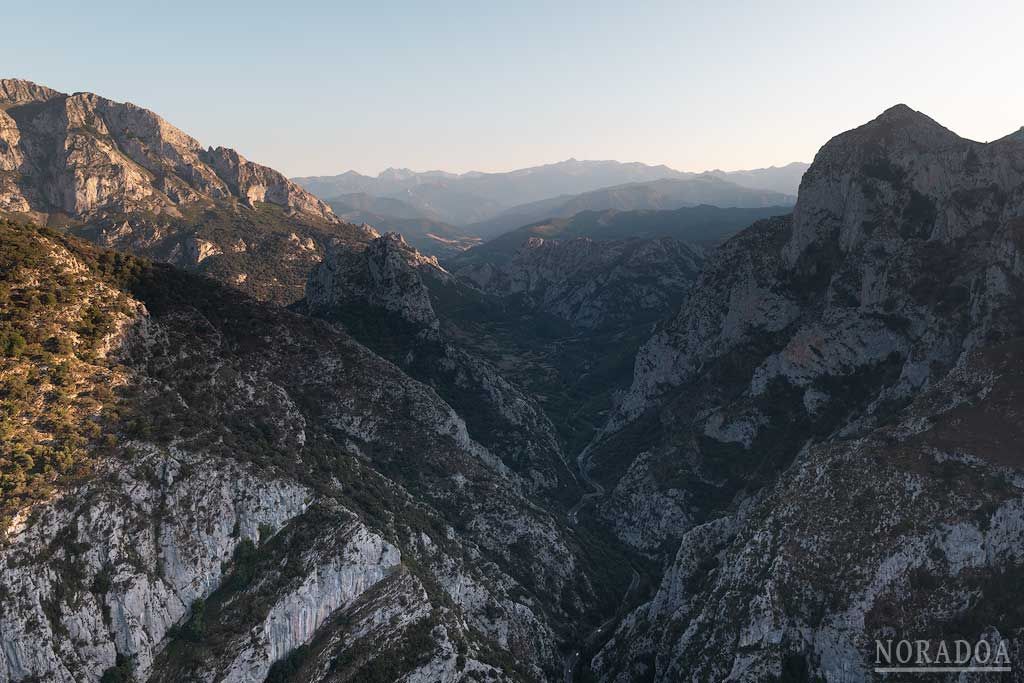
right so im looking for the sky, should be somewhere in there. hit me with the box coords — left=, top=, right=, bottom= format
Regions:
left=4, top=0, right=1023, bottom=177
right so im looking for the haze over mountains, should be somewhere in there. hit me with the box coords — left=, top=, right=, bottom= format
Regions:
left=450, top=205, right=786, bottom=268
left=294, top=159, right=806, bottom=208
left=463, top=176, right=794, bottom=242
left=2, top=76, right=1024, bottom=683
left=293, top=160, right=804, bottom=256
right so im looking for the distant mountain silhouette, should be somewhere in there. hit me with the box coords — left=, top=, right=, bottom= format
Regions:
left=465, top=176, right=795, bottom=239
left=450, top=204, right=789, bottom=267
left=293, top=159, right=805, bottom=228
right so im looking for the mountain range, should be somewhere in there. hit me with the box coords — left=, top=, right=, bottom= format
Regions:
left=293, top=161, right=804, bottom=256
left=2, top=78, right=1023, bottom=683
left=293, top=159, right=807, bottom=209
left=449, top=205, right=787, bottom=268
left=462, top=177, right=794, bottom=242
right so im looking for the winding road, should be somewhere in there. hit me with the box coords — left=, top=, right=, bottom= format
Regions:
left=562, top=461, right=641, bottom=682
left=567, top=479, right=604, bottom=526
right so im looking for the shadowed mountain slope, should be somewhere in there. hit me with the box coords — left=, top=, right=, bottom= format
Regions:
left=584, top=105, right=1024, bottom=680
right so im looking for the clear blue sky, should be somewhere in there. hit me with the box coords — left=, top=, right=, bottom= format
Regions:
left=4, top=0, right=1022, bottom=176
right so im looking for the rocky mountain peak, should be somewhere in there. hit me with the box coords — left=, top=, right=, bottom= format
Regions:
left=378, top=229, right=412, bottom=248
left=0, top=78, right=62, bottom=106
left=378, top=167, right=413, bottom=180
left=0, top=80, right=337, bottom=222
left=617, top=106, right=1024, bottom=435
left=591, top=106, right=1024, bottom=681
left=0, top=79, right=376, bottom=303
left=875, top=102, right=926, bottom=121
left=784, top=104, right=1023, bottom=265
left=809, top=104, right=962, bottom=168
left=307, top=232, right=448, bottom=330
left=374, top=230, right=449, bottom=271
left=851, top=103, right=960, bottom=145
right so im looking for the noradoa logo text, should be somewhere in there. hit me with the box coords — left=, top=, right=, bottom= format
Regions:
left=875, top=638, right=1012, bottom=674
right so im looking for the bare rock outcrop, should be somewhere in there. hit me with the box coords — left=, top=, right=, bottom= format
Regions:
left=0, top=79, right=369, bottom=303
left=0, top=80, right=335, bottom=222
left=588, top=105, right=1024, bottom=680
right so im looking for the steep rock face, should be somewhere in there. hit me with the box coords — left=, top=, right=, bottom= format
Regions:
left=785, top=104, right=1024, bottom=264
left=149, top=506, right=402, bottom=683
left=218, top=524, right=399, bottom=683
left=0, top=446, right=313, bottom=683
left=278, top=566, right=511, bottom=682
left=610, top=106, right=1024, bottom=444
left=0, top=78, right=62, bottom=106
left=595, top=343, right=1024, bottom=681
left=0, top=81, right=334, bottom=220
left=612, top=218, right=798, bottom=428
left=587, top=106, right=1024, bottom=678
left=456, top=236, right=703, bottom=329
left=0, top=111, right=27, bottom=210
left=127, top=292, right=587, bottom=679
left=0, top=79, right=373, bottom=303
left=201, top=146, right=336, bottom=220
left=308, top=232, right=446, bottom=330
left=126, top=262, right=590, bottom=670
left=0, top=223, right=599, bottom=681
left=307, top=233, right=576, bottom=496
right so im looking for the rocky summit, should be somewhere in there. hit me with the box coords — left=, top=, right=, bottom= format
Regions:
left=585, top=104, right=1024, bottom=680
left=1, top=81, right=1024, bottom=683
left=0, top=79, right=375, bottom=304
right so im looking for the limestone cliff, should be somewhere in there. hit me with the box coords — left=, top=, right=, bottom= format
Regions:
left=0, top=79, right=334, bottom=221
left=0, top=79, right=374, bottom=303
left=0, top=222, right=599, bottom=682
left=586, top=105, right=1024, bottom=679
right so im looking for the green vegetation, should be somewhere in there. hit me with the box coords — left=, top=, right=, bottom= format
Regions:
left=99, top=654, right=134, bottom=683
left=165, top=202, right=365, bottom=305
left=0, top=217, right=643, bottom=680
left=449, top=204, right=781, bottom=267
left=265, top=644, right=309, bottom=682
left=430, top=289, right=651, bottom=460
left=0, top=220, right=144, bottom=534
left=224, top=538, right=259, bottom=592
left=166, top=598, right=208, bottom=646
left=335, top=618, right=437, bottom=683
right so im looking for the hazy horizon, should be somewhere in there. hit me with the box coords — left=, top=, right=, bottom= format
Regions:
left=290, top=158, right=811, bottom=180
left=4, top=1, right=1023, bottom=177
